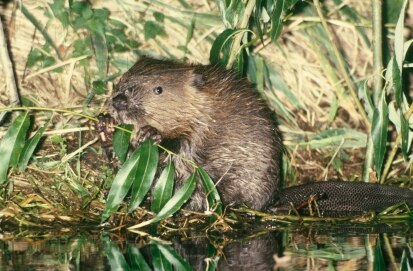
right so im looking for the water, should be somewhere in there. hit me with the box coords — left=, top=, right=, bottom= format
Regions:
left=1, top=222, right=412, bottom=270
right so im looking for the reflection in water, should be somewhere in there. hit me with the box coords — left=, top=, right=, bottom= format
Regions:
left=0, top=224, right=412, bottom=270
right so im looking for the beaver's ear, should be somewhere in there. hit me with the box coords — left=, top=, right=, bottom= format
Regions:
left=191, top=72, right=204, bottom=89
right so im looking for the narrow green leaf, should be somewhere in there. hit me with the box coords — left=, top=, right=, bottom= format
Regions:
left=128, top=246, right=151, bottom=271
left=233, top=48, right=245, bottom=75
left=296, top=128, right=367, bottom=149
left=128, top=140, right=159, bottom=212
left=101, top=149, right=140, bottom=222
left=218, top=0, right=245, bottom=28
left=209, top=28, right=238, bottom=66
left=270, top=0, right=285, bottom=42
left=144, top=21, right=166, bottom=40
left=384, top=0, right=405, bottom=25
left=254, top=0, right=264, bottom=43
left=128, top=173, right=196, bottom=229
left=265, top=63, right=302, bottom=109
left=198, top=167, right=222, bottom=215
left=9, top=114, right=31, bottom=167
left=18, top=119, right=49, bottom=172
left=400, top=111, right=409, bottom=160
left=155, top=243, right=192, bottom=271
left=151, top=162, right=175, bottom=213
left=255, top=55, right=265, bottom=92
left=372, top=236, right=386, bottom=271
left=113, top=124, right=133, bottom=164
left=371, top=92, right=389, bottom=178
left=392, top=56, right=402, bottom=109
left=0, top=112, right=30, bottom=184
left=206, top=242, right=220, bottom=271
left=359, top=80, right=374, bottom=120
left=20, top=3, right=61, bottom=59
left=394, top=0, right=408, bottom=71
left=91, top=31, right=108, bottom=79
left=103, top=236, right=130, bottom=271
left=151, top=244, right=172, bottom=271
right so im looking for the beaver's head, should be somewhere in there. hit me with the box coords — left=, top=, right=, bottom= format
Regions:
left=108, top=58, right=210, bottom=139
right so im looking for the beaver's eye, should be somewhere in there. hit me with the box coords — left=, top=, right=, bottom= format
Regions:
left=153, top=86, right=163, bottom=95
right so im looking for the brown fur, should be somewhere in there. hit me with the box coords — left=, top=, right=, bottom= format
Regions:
left=108, top=57, right=282, bottom=211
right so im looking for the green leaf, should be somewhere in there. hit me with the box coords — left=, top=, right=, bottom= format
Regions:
left=92, top=80, right=107, bottom=95
left=359, top=80, right=374, bottom=120
left=151, top=162, right=175, bottom=213
left=101, top=149, right=140, bottom=222
left=209, top=28, right=239, bottom=66
left=18, top=119, right=49, bottom=172
left=154, top=12, right=165, bottom=22
left=128, top=246, right=151, bottom=271
left=218, top=0, right=246, bottom=28
left=400, top=111, right=409, bottom=160
left=154, top=243, right=192, bottom=271
left=270, top=0, right=285, bottom=42
left=394, top=0, right=408, bottom=69
left=20, top=3, right=61, bottom=59
left=144, top=21, right=166, bottom=40
left=296, top=128, right=367, bottom=149
left=103, top=235, right=130, bottom=270
left=198, top=167, right=222, bottom=215
left=253, top=0, right=264, bottom=43
left=128, top=173, right=196, bottom=229
left=91, top=32, right=108, bottom=79
left=371, top=92, right=389, bottom=178
left=151, top=244, right=172, bottom=271
left=50, top=0, right=69, bottom=27
left=265, top=62, right=302, bottom=109
left=112, top=124, right=133, bottom=164
left=392, top=57, right=403, bottom=109
left=384, top=0, right=405, bottom=25
left=128, top=140, right=159, bottom=212
left=0, top=112, right=30, bottom=184
left=233, top=48, right=245, bottom=75
left=372, top=236, right=386, bottom=271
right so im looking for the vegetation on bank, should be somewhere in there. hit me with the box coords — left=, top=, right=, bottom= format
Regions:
left=0, top=0, right=412, bottom=233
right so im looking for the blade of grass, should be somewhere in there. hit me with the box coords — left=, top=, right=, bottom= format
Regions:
left=102, top=235, right=130, bottom=270
left=151, top=244, right=172, bottom=271
left=372, top=92, right=389, bottom=179
left=19, top=3, right=62, bottom=60
left=128, top=173, right=196, bottom=230
left=0, top=112, right=30, bottom=184
left=154, top=242, right=192, bottom=271
left=151, top=162, right=175, bottom=213
left=113, top=124, right=133, bottom=164
left=128, top=140, right=159, bottom=212
left=101, top=149, right=140, bottom=222
left=198, top=167, right=222, bottom=215
left=18, top=118, right=50, bottom=171
left=128, top=246, right=151, bottom=271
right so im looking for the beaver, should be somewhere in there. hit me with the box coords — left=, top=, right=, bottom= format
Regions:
left=108, top=57, right=282, bottom=211
left=107, top=57, right=413, bottom=216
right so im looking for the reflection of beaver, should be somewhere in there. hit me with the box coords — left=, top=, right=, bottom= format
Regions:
left=108, top=57, right=413, bottom=216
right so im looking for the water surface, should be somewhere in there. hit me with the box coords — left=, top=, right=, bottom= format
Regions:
left=1, top=221, right=412, bottom=270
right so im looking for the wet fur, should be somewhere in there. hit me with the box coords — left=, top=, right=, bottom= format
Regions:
left=109, top=58, right=282, bottom=210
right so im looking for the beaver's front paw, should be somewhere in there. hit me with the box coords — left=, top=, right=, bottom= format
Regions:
left=96, top=113, right=115, bottom=144
left=131, top=125, right=162, bottom=147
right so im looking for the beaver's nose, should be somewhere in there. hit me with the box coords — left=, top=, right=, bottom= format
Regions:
left=111, top=93, right=128, bottom=110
